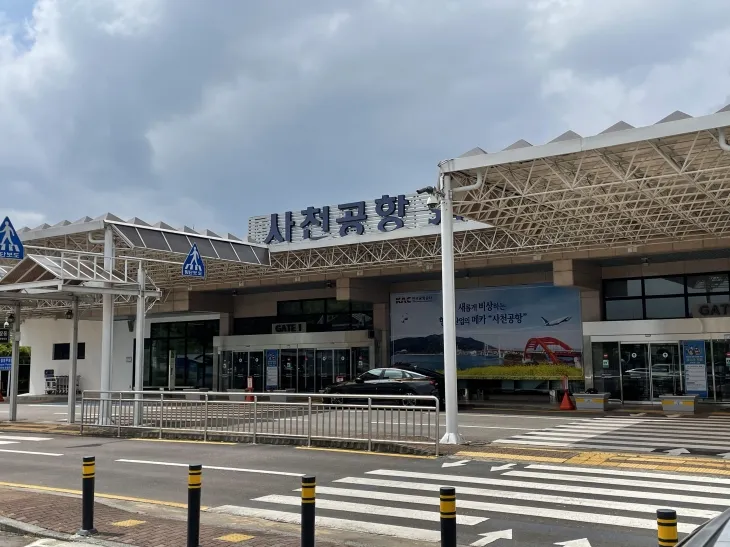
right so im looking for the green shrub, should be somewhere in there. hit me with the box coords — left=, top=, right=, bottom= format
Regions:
left=454, top=363, right=583, bottom=380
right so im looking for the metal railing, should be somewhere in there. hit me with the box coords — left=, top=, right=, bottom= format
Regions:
left=80, top=390, right=440, bottom=455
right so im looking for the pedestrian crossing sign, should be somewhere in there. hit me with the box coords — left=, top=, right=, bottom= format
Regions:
left=182, top=243, right=205, bottom=278
left=0, top=216, right=24, bottom=260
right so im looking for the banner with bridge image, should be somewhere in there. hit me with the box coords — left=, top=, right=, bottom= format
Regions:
left=390, top=285, right=583, bottom=381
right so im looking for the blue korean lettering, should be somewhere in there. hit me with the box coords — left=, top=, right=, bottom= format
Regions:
left=300, top=206, right=330, bottom=239
left=336, top=201, right=367, bottom=236
left=264, top=212, right=295, bottom=244
left=428, top=209, right=466, bottom=225
left=375, top=194, right=409, bottom=232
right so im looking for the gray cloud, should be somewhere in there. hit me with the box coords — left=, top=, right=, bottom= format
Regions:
left=0, top=0, right=729, bottom=234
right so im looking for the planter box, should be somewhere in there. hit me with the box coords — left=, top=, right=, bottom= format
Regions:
left=661, top=395, right=698, bottom=414
left=573, top=393, right=610, bottom=411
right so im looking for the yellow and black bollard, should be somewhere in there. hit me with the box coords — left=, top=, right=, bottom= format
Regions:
left=440, top=486, right=456, bottom=547
left=78, top=456, right=97, bottom=536
left=657, top=508, right=678, bottom=547
left=301, top=475, right=316, bottom=547
left=187, top=464, right=202, bottom=547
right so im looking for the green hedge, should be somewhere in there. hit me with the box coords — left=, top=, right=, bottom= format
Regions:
left=454, top=363, right=584, bottom=380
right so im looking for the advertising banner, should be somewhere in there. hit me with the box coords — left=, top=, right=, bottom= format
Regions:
left=682, top=340, right=708, bottom=397
left=390, top=285, right=583, bottom=381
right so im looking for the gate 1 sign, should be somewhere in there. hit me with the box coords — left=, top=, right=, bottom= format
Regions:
left=682, top=340, right=708, bottom=397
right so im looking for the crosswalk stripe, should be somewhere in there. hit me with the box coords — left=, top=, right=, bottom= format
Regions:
left=492, top=439, right=656, bottom=451
left=505, top=434, right=730, bottom=450
left=361, top=470, right=730, bottom=506
left=597, top=417, right=730, bottom=425
left=253, top=494, right=487, bottom=525
left=526, top=464, right=730, bottom=485
left=513, top=430, right=730, bottom=444
left=320, top=481, right=718, bottom=519
left=0, top=441, right=20, bottom=445
left=505, top=470, right=730, bottom=495
left=209, top=505, right=442, bottom=542
left=552, top=425, right=730, bottom=438
left=0, top=435, right=52, bottom=442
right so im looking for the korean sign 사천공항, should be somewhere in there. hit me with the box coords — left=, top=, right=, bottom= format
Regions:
left=249, top=193, right=469, bottom=245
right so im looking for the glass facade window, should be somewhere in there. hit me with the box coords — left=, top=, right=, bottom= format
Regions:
left=236, top=298, right=374, bottom=335
left=141, top=319, right=219, bottom=389
left=603, top=271, right=730, bottom=321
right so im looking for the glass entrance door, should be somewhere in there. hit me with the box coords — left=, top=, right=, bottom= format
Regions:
left=249, top=351, right=264, bottom=392
left=620, top=344, right=650, bottom=401
left=650, top=343, right=680, bottom=398
left=333, top=349, right=350, bottom=383
left=299, top=349, right=315, bottom=392
left=231, top=351, right=248, bottom=390
left=620, top=342, right=681, bottom=401
left=317, top=350, right=333, bottom=391
left=280, top=349, right=297, bottom=390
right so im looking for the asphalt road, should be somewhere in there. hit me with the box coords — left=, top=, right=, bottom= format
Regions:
left=0, top=431, right=716, bottom=547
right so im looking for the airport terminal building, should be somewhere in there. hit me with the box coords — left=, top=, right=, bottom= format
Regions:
left=4, top=106, right=730, bottom=404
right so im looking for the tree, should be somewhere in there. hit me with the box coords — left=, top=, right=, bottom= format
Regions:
left=0, top=343, right=31, bottom=364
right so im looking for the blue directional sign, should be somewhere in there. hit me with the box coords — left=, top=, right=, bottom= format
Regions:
left=0, top=217, right=24, bottom=260
left=0, top=357, right=11, bottom=371
left=182, top=243, right=205, bottom=278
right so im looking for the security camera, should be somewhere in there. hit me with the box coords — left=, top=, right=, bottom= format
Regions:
left=416, top=186, right=436, bottom=195
left=426, top=194, right=440, bottom=209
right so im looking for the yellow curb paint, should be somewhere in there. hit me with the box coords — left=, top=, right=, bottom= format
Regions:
left=111, top=519, right=146, bottom=527
left=217, top=533, right=255, bottom=542
left=0, top=481, right=208, bottom=510
left=295, top=446, right=435, bottom=459
left=130, top=438, right=237, bottom=446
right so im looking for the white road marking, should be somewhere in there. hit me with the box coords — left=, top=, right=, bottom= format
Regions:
left=316, top=482, right=718, bottom=519
left=0, top=449, right=63, bottom=456
left=361, top=470, right=730, bottom=506
left=209, top=505, right=441, bottom=542
left=0, top=435, right=52, bottom=442
left=553, top=424, right=730, bottom=437
left=254, top=494, right=487, bottom=525
left=492, top=439, right=656, bottom=451
left=504, top=434, right=730, bottom=450
left=116, top=459, right=304, bottom=477
left=505, top=470, right=730, bottom=495
left=526, top=464, right=730, bottom=485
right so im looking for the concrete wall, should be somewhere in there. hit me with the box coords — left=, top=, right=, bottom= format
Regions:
left=20, top=312, right=221, bottom=395
left=602, top=257, right=730, bottom=279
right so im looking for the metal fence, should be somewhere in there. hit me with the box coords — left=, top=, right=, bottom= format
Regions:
left=80, top=391, right=440, bottom=455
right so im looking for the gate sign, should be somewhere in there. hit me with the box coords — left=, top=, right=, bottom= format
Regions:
left=0, top=217, right=24, bottom=260
left=182, top=243, right=205, bottom=278
left=0, top=357, right=10, bottom=371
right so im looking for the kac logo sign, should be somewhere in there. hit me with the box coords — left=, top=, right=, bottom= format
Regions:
left=394, top=295, right=434, bottom=304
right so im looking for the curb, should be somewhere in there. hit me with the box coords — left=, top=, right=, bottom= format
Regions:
left=0, top=516, right=133, bottom=547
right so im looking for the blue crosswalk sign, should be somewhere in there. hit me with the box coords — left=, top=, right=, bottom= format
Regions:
left=182, top=243, right=205, bottom=278
left=0, top=217, right=24, bottom=260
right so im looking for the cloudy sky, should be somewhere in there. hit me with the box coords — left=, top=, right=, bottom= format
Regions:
left=1, top=0, right=729, bottom=237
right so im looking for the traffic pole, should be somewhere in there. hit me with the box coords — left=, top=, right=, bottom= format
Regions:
left=301, top=475, right=316, bottom=547
left=187, top=464, right=202, bottom=547
left=657, top=509, right=678, bottom=547
left=440, top=486, right=456, bottom=547
left=79, top=456, right=97, bottom=536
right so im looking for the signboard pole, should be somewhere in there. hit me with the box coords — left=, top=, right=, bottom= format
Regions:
left=68, top=298, right=79, bottom=424
left=8, top=303, right=20, bottom=421
left=134, top=262, right=146, bottom=426
left=439, top=174, right=463, bottom=445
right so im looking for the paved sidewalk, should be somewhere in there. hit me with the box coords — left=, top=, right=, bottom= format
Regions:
left=0, top=487, right=341, bottom=547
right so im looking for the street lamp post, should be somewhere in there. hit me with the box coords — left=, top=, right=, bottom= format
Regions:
left=418, top=173, right=464, bottom=445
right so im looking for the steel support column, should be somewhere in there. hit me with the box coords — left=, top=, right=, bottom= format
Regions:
left=99, top=226, right=115, bottom=424
left=134, top=262, right=146, bottom=426
left=68, top=297, right=79, bottom=424
left=8, top=302, right=21, bottom=421
left=439, top=174, right=464, bottom=445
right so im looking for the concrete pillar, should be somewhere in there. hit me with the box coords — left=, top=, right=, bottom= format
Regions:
left=553, top=259, right=601, bottom=291
left=373, top=302, right=390, bottom=368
